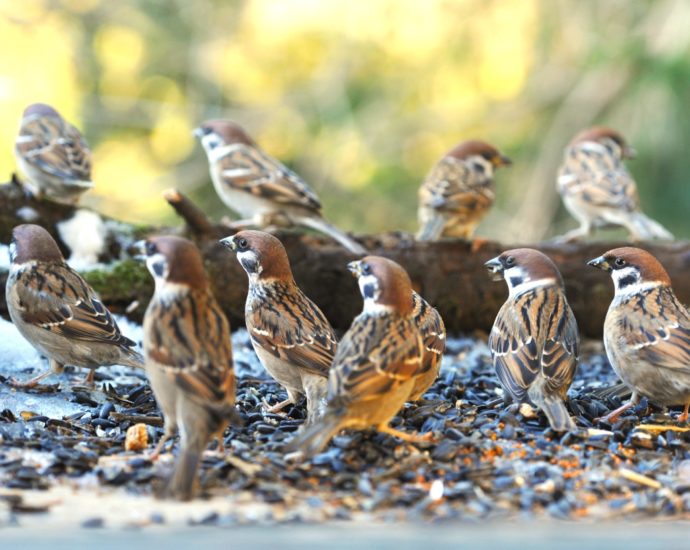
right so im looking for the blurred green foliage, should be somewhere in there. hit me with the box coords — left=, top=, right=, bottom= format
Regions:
left=1, top=0, right=688, bottom=241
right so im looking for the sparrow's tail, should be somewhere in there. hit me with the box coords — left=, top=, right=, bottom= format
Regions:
left=166, top=445, right=202, bottom=501
left=296, top=215, right=367, bottom=255
left=121, top=349, right=145, bottom=370
left=529, top=380, right=575, bottom=432
left=416, top=214, right=445, bottom=242
left=625, top=212, right=674, bottom=241
left=285, top=412, right=344, bottom=457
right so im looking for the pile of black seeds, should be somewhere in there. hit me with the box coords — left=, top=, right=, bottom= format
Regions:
left=1, top=331, right=690, bottom=524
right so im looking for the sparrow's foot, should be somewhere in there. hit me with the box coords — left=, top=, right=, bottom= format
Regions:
left=82, top=369, right=96, bottom=387
left=597, top=400, right=635, bottom=424
left=377, top=424, right=437, bottom=444
left=262, top=397, right=293, bottom=415
left=149, top=434, right=171, bottom=461
left=7, top=371, right=52, bottom=390
left=677, top=403, right=689, bottom=424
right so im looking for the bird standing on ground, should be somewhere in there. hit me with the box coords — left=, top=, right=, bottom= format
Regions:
left=486, top=249, right=579, bottom=432
left=5, top=224, right=143, bottom=388
left=417, top=140, right=511, bottom=242
left=194, top=120, right=366, bottom=254
left=408, top=291, right=446, bottom=401
left=288, top=256, right=431, bottom=457
left=14, top=103, right=93, bottom=205
left=140, top=235, right=238, bottom=500
left=220, top=230, right=337, bottom=424
left=556, top=126, right=673, bottom=242
left=588, top=247, right=690, bottom=424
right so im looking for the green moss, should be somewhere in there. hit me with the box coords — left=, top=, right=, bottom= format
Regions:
left=82, top=259, right=153, bottom=303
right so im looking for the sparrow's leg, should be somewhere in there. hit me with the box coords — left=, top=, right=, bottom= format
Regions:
left=377, top=424, right=437, bottom=444
left=82, top=369, right=96, bottom=386
left=150, top=430, right=174, bottom=461
left=597, top=400, right=635, bottom=424
left=8, top=370, right=52, bottom=389
left=678, top=403, right=689, bottom=423
left=261, top=398, right=293, bottom=414
left=302, top=373, right=328, bottom=425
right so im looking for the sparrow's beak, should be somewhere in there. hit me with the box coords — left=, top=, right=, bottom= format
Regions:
left=219, top=236, right=237, bottom=251
left=347, top=260, right=363, bottom=278
left=484, top=256, right=504, bottom=281
left=587, top=256, right=612, bottom=272
left=192, top=127, right=205, bottom=139
left=494, top=154, right=512, bottom=168
left=132, top=240, right=148, bottom=261
left=623, top=146, right=637, bottom=160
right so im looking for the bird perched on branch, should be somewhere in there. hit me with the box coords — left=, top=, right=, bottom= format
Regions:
left=486, top=249, right=578, bottom=432
left=288, top=256, right=432, bottom=457
left=409, top=291, right=446, bottom=401
left=194, top=120, right=366, bottom=254
left=5, top=224, right=143, bottom=388
left=588, top=247, right=690, bottom=424
left=220, top=230, right=337, bottom=424
left=14, top=103, right=93, bottom=205
left=139, top=235, right=239, bottom=500
left=417, top=140, right=511, bottom=242
left=556, top=126, right=673, bottom=242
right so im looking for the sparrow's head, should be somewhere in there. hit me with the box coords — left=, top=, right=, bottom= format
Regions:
left=570, top=126, right=636, bottom=160
left=219, top=230, right=293, bottom=282
left=485, top=248, right=563, bottom=297
left=587, top=247, right=671, bottom=295
left=347, top=256, right=414, bottom=315
left=137, top=236, right=207, bottom=289
left=446, top=140, right=511, bottom=176
left=10, top=224, right=64, bottom=265
left=193, top=119, right=256, bottom=153
left=22, top=103, right=61, bottom=120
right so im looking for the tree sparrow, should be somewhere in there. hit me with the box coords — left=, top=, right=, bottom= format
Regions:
left=588, top=247, right=690, bottom=424
left=417, top=140, right=511, bottom=241
left=220, top=230, right=336, bottom=424
left=139, top=235, right=239, bottom=500
left=5, top=224, right=143, bottom=388
left=287, top=256, right=431, bottom=457
left=194, top=120, right=366, bottom=254
left=14, top=103, right=93, bottom=205
left=556, top=126, right=673, bottom=242
left=485, top=248, right=579, bottom=432
left=409, top=291, right=446, bottom=400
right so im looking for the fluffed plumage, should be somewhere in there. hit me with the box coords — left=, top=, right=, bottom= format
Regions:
left=408, top=291, right=446, bottom=400
left=556, top=126, right=672, bottom=242
left=417, top=140, right=511, bottom=241
left=194, top=120, right=366, bottom=254
left=14, top=103, right=93, bottom=205
left=486, top=248, right=578, bottom=432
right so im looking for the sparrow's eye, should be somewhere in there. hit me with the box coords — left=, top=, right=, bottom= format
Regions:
left=145, top=241, right=156, bottom=256
left=504, top=256, right=515, bottom=267
left=361, top=263, right=372, bottom=275
left=614, top=257, right=626, bottom=268
left=237, top=238, right=248, bottom=250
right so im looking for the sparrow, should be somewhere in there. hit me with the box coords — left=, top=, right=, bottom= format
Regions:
left=287, top=256, right=431, bottom=457
left=194, top=120, right=366, bottom=254
left=14, top=103, right=93, bottom=205
left=417, top=140, right=511, bottom=242
left=588, top=247, right=690, bottom=424
left=139, top=235, right=239, bottom=500
left=5, top=224, right=143, bottom=388
left=556, top=126, right=673, bottom=242
left=485, top=248, right=579, bottom=432
left=219, top=230, right=336, bottom=424
left=408, top=291, right=446, bottom=401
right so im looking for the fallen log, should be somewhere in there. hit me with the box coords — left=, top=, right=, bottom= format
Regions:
left=1, top=180, right=688, bottom=338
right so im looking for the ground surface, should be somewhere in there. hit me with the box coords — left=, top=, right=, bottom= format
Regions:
left=1, top=316, right=689, bottom=540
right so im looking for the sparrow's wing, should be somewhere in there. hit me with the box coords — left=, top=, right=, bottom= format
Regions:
left=490, top=287, right=577, bottom=401
left=247, top=286, right=336, bottom=377
left=328, top=313, right=422, bottom=405
left=15, top=263, right=134, bottom=350
left=216, top=143, right=322, bottom=211
left=145, top=291, right=235, bottom=407
left=412, top=292, right=446, bottom=363
left=619, top=288, right=690, bottom=374
left=16, top=116, right=92, bottom=183
left=420, top=157, right=494, bottom=213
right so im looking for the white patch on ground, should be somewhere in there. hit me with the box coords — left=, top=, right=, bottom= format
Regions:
left=57, top=209, right=107, bottom=270
left=0, top=244, right=10, bottom=269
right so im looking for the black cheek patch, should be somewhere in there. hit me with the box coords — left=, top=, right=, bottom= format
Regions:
left=362, top=282, right=376, bottom=299
left=618, top=274, right=637, bottom=288
left=240, top=257, right=258, bottom=273
left=152, top=261, right=166, bottom=278
left=509, top=276, right=523, bottom=288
